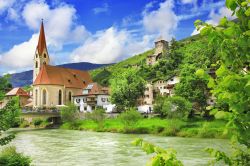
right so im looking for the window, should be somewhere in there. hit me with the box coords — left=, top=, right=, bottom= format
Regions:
left=69, top=92, right=72, bottom=102
left=92, top=106, right=95, bottom=110
left=35, top=89, right=38, bottom=106
left=84, top=106, right=87, bottom=111
left=101, top=98, right=106, bottom=102
left=36, top=54, right=38, bottom=58
left=35, top=61, right=38, bottom=68
left=44, top=54, right=46, bottom=58
left=58, top=90, right=62, bottom=105
left=171, top=79, right=174, bottom=81
left=42, top=89, right=47, bottom=105
left=43, top=61, right=46, bottom=65
left=76, top=98, right=80, bottom=103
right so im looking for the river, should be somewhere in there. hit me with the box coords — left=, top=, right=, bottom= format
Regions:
left=5, top=129, right=230, bottom=166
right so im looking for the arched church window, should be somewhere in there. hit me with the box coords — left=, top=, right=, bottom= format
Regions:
left=35, top=89, right=38, bottom=106
left=36, top=54, right=38, bottom=58
left=35, top=61, right=38, bottom=68
left=69, top=92, right=72, bottom=102
left=44, top=53, right=46, bottom=58
left=58, top=90, right=62, bottom=105
left=42, top=89, right=47, bottom=105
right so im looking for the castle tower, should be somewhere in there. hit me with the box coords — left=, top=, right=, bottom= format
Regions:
left=154, top=36, right=168, bottom=55
left=33, top=20, right=50, bottom=82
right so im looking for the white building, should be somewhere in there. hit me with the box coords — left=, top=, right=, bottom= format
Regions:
left=73, top=83, right=115, bottom=112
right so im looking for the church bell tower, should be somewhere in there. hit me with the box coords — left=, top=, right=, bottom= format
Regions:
left=33, top=20, right=50, bottom=82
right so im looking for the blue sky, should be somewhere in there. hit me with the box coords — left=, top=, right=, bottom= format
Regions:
left=0, top=0, right=235, bottom=75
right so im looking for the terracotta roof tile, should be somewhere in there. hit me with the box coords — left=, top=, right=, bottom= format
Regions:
left=6, top=88, right=30, bottom=97
left=33, top=65, right=92, bottom=88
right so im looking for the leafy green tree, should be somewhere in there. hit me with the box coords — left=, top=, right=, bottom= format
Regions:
left=110, top=68, right=146, bottom=110
left=154, top=96, right=192, bottom=119
left=0, top=74, right=12, bottom=100
left=175, top=64, right=209, bottom=115
left=133, top=138, right=183, bottom=166
left=194, top=0, right=250, bottom=164
left=0, top=97, right=20, bottom=146
left=60, top=103, right=79, bottom=123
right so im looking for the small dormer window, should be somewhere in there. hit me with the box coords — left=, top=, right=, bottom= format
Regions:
left=83, top=80, right=86, bottom=84
left=68, top=79, right=71, bottom=83
left=44, top=54, right=46, bottom=58
left=35, top=61, right=38, bottom=68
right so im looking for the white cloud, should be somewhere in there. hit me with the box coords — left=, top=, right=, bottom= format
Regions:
left=70, top=27, right=152, bottom=64
left=191, top=6, right=236, bottom=35
left=181, top=0, right=195, bottom=4
left=93, top=3, right=109, bottom=14
left=7, top=7, right=19, bottom=21
left=142, top=0, right=178, bottom=40
left=0, top=34, right=38, bottom=68
left=0, top=0, right=90, bottom=70
left=22, top=1, right=89, bottom=50
left=0, top=0, right=15, bottom=14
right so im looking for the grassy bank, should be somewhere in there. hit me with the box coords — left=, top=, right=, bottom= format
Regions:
left=60, top=118, right=233, bottom=139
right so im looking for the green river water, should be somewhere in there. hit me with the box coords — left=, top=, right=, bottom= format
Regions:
left=5, top=129, right=231, bottom=166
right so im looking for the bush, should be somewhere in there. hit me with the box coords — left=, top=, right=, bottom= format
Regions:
left=32, top=118, right=43, bottom=127
left=0, top=146, right=31, bottom=166
left=154, top=96, right=192, bottom=119
left=60, top=103, right=79, bottom=123
left=86, top=107, right=106, bottom=128
left=119, top=108, right=142, bottom=129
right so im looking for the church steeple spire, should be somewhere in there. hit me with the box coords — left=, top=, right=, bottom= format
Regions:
left=33, top=20, right=50, bottom=83
left=37, top=19, right=47, bottom=55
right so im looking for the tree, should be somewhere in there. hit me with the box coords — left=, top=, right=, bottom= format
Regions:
left=194, top=0, right=250, bottom=164
left=0, top=74, right=12, bottom=100
left=110, top=68, right=146, bottom=110
left=0, top=97, right=20, bottom=146
left=154, top=96, right=192, bottom=119
left=60, top=103, right=79, bottom=123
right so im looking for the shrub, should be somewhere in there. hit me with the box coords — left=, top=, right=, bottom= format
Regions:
left=60, top=103, right=79, bottom=123
left=32, top=118, right=43, bottom=127
left=86, top=107, right=106, bottom=128
left=119, top=108, right=142, bottom=129
left=0, top=146, right=31, bottom=166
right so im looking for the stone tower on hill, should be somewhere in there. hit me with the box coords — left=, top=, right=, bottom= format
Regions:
left=33, top=20, right=50, bottom=82
left=146, top=36, right=169, bottom=66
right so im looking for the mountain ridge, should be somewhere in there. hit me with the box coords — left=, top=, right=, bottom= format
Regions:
left=10, top=62, right=113, bottom=87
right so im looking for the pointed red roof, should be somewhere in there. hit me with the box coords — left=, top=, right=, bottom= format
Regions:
left=37, top=20, right=47, bottom=55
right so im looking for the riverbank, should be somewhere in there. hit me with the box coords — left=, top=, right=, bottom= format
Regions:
left=60, top=118, right=233, bottom=139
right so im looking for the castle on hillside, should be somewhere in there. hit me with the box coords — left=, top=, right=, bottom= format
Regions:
left=146, top=36, right=169, bottom=66
left=32, top=21, right=92, bottom=108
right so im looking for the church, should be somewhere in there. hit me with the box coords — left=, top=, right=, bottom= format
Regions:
left=32, top=21, right=92, bottom=108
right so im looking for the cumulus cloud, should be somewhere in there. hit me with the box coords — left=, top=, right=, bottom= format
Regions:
left=0, top=0, right=90, bottom=70
left=22, top=1, right=90, bottom=49
left=142, top=0, right=178, bottom=40
left=181, top=0, right=196, bottom=4
left=70, top=27, right=152, bottom=64
left=191, top=7, right=236, bottom=35
left=0, top=34, right=38, bottom=68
